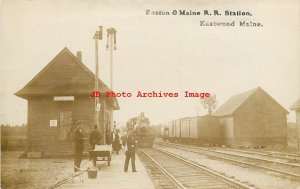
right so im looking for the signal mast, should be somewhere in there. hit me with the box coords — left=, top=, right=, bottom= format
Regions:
left=106, top=28, right=117, bottom=134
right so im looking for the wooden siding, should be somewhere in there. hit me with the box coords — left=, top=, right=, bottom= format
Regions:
left=166, top=121, right=175, bottom=138
left=189, top=117, right=198, bottom=138
left=175, top=119, right=181, bottom=138
left=197, top=116, right=220, bottom=139
left=220, top=117, right=234, bottom=137
left=180, top=118, right=191, bottom=138
left=27, top=95, right=110, bottom=156
left=232, top=88, right=287, bottom=147
left=16, top=48, right=118, bottom=156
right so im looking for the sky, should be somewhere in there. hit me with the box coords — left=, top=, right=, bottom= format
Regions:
left=1, top=0, right=299, bottom=126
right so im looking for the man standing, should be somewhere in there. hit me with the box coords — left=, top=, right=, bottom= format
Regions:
left=123, top=130, right=137, bottom=172
left=73, top=121, right=86, bottom=172
left=89, top=124, right=102, bottom=150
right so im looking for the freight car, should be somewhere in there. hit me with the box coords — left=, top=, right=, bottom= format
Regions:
left=126, top=113, right=155, bottom=148
left=166, top=115, right=220, bottom=146
left=162, top=127, right=169, bottom=141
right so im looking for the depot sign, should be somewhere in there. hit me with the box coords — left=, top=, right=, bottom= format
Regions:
left=53, top=96, right=75, bottom=101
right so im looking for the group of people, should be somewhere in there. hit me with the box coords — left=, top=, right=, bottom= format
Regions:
left=72, top=121, right=137, bottom=173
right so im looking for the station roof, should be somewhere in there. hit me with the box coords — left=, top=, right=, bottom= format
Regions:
left=291, top=98, right=300, bottom=110
left=212, top=87, right=288, bottom=117
left=15, top=47, right=119, bottom=110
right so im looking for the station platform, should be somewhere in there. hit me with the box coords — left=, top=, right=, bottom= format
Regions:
left=61, top=151, right=155, bottom=189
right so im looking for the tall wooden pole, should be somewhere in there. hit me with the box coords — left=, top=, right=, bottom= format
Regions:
left=94, top=26, right=103, bottom=143
left=110, top=34, right=114, bottom=90
left=106, top=28, right=117, bottom=133
left=94, top=34, right=99, bottom=126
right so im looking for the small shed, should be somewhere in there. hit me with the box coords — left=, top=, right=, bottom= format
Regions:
left=15, top=47, right=119, bottom=156
left=213, top=87, right=288, bottom=147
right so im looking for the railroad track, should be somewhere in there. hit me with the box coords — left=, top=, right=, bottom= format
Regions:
left=139, top=147, right=256, bottom=189
left=156, top=142, right=300, bottom=180
left=213, top=147, right=300, bottom=162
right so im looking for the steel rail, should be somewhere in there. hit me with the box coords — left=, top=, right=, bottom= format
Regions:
left=143, top=147, right=255, bottom=189
left=213, top=147, right=300, bottom=162
left=140, top=149, right=186, bottom=189
left=157, top=141, right=300, bottom=165
left=156, top=142, right=300, bottom=180
left=266, top=151, right=300, bottom=158
left=157, top=142, right=300, bottom=168
left=207, top=149, right=300, bottom=168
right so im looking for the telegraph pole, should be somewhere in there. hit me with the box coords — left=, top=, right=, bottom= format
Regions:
left=93, top=26, right=103, bottom=141
left=106, top=27, right=117, bottom=133
left=106, top=28, right=117, bottom=90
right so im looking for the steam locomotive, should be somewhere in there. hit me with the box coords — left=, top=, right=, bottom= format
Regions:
left=126, top=113, right=155, bottom=148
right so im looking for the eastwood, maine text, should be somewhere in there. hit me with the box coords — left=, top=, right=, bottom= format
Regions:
left=200, top=20, right=263, bottom=27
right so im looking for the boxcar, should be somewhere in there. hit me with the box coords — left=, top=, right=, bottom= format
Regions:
left=195, top=115, right=220, bottom=145
left=166, top=115, right=220, bottom=146
left=166, top=120, right=176, bottom=141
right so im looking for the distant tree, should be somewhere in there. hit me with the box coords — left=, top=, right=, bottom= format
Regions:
left=201, top=94, right=217, bottom=115
left=1, top=124, right=27, bottom=137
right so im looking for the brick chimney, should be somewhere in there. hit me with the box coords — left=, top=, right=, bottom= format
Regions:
left=76, top=51, right=82, bottom=62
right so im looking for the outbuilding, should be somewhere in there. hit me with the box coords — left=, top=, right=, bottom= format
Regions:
left=15, top=47, right=119, bottom=157
left=213, top=87, right=288, bottom=147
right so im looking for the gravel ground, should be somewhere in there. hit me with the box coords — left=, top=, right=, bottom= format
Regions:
left=1, top=151, right=80, bottom=189
left=156, top=145, right=300, bottom=189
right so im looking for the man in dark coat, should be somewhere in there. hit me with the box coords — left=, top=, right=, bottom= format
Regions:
left=123, top=130, right=137, bottom=172
left=112, top=129, right=121, bottom=154
left=89, top=125, right=102, bottom=150
left=73, top=121, right=86, bottom=172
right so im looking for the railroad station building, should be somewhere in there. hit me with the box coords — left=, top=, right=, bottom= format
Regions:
left=213, top=87, right=288, bottom=147
left=15, top=47, right=119, bottom=157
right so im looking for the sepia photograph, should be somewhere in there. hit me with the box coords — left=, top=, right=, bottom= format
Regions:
left=1, top=0, right=300, bottom=188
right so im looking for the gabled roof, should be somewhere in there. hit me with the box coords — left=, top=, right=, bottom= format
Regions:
left=291, top=98, right=300, bottom=110
left=212, top=87, right=288, bottom=117
left=15, top=47, right=119, bottom=110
